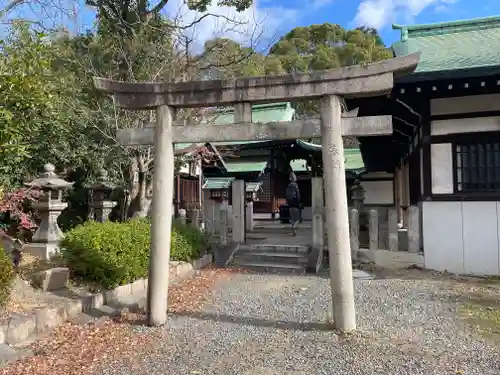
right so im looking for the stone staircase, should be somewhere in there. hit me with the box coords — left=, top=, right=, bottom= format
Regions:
left=230, top=244, right=309, bottom=274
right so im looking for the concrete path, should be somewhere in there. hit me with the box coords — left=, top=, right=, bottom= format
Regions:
left=94, top=269, right=500, bottom=375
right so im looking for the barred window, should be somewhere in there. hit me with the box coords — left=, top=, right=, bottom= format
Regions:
left=455, top=140, right=500, bottom=193
left=257, top=172, right=272, bottom=202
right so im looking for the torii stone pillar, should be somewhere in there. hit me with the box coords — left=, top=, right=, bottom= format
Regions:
left=321, top=96, right=356, bottom=329
left=232, top=103, right=251, bottom=243
left=148, top=104, right=175, bottom=326
left=93, top=52, right=420, bottom=329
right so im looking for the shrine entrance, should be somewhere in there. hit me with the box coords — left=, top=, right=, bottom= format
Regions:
left=93, top=52, right=420, bottom=330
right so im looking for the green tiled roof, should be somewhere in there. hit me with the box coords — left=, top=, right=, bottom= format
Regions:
left=392, top=16, right=500, bottom=76
left=293, top=141, right=365, bottom=171
left=202, top=177, right=234, bottom=190
left=246, top=181, right=263, bottom=193
left=225, top=161, right=268, bottom=173
left=287, top=149, right=364, bottom=173
left=175, top=103, right=295, bottom=151
left=212, top=103, right=295, bottom=125
left=290, top=159, right=308, bottom=172
left=344, top=148, right=365, bottom=171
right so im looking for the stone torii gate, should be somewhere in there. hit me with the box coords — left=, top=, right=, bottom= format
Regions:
left=93, top=52, right=420, bottom=330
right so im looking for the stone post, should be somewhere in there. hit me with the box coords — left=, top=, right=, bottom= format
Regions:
left=349, top=208, right=359, bottom=260
left=408, top=205, right=420, bottom=253
left=147, top=104, right=175, bottom=327
left=310, top=177, right=324, bottom=271
left=368, top=209, right=379, bottom=251
left=21, top=164, right=73, bottom=260
left=245, top=201, right=254, bottom=232
left=213, top=201, right=222, bottom=234
left=203, top=190, right=215, bottom=234
left=232, top=180, right=245, bottom=243
left=219, top=204, right=228, bottom=245
left=85, top=169, right=117, bottom=222
left=320, top=95, right=356, bottom=330
left=178, top=209, right=187, bottom=224
left=388, top=208, right=399, bottom=252
left=190, top=208, right=200, bottom=229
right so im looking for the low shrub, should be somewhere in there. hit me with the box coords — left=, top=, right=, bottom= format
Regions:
left=60, top=218, right=210, bottom=289
left=0, top=247, right=15, bottom=310
left=172, top=218, right=211, bottom=261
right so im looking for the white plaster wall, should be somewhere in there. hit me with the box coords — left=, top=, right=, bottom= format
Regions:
left=178, top=162, right=201, bottom=176
left=431, top=93, right=500, bottom=116
left=361, top=180, right=394, bottom=205
left=422, top=201, right=500, bottom=276
left=430, top=143, right=454, bottom=194
left=432, top=116, right=500, bottom=135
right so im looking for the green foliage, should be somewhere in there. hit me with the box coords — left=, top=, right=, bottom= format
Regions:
left=60, top=219, right=209, bottom=289
left=172, top=219, right=211, bottom=261
left=200, top=38, right=285, bottom=78
left=0, top=23, right=105, bottom=189
left=268, top=22, right=393, bottom=146
left=270, top=23, right=392, bottom=72
left=0, top=248, right=15, bottom=309
left=60, top=219, right=150, bottom=289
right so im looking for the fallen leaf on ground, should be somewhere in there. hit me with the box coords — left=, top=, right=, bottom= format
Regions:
left=0, top=268, right=238, bottom=375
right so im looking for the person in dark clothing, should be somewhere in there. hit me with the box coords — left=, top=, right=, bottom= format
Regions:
left=286, top=172, right=301, bottom=236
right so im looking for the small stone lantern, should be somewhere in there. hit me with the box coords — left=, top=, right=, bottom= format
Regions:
left=202, top=177, right=233, bottom=243
left=245, top=181, right=262, bottom=232
left=210, top=187, right=230, bottom=201
left=85, top=169, right=117, bottom=222
left=21, top=163, right=73, bottom=260
left=351, top=183, right=366, bottom=211
left=245, top=181, right=262, bottom=202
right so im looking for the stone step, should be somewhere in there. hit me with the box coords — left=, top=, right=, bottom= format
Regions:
left=230, top=260, right=306, bottom=275
left=239, top=244, right=309, bottom=254
left=233, top=251, right=308, bottom=266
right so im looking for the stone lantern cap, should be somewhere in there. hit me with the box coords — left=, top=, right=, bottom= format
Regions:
left=25, top=163, right=73, bottom=190
left=85, top=169, right=116, bottom=191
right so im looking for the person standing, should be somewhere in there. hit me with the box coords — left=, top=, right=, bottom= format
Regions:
left=286, top=172, right=301, bottom=236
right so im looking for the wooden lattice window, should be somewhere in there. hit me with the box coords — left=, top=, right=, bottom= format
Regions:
left=257, top=172, right=271, bottom=202
left=454, top=139, right=500, bottom=193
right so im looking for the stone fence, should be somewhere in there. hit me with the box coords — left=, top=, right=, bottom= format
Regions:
left=349, top=204, right=421, bottom=254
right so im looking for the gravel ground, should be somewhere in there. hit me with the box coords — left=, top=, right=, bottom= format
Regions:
left=95, top=270, right=500, bottom=375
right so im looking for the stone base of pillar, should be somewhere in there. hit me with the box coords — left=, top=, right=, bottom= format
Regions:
left=21, top=242, right=59, bottom=261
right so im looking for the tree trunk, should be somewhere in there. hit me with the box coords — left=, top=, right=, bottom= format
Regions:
left=126, top=152, right=152, bottom=218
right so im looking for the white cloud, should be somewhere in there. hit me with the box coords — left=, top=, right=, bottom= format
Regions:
left=353, top=0, right=459, bottom=29
left=163, top=0, right=299, bottom=52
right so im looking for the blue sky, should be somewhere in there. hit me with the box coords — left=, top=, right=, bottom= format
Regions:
left=3, top=0, right=500, bottom=48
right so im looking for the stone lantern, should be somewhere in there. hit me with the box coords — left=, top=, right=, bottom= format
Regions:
left=21, top=163, right=73, bottom=260
left=245, top=181, right=262, bottom=232
left=351, top=183, right=366, bottom=211
left=85, top=169, right=117, bottom=222
left=351, top=182, right=367, bottom=231
left=202, top=177, right=234, bottom=243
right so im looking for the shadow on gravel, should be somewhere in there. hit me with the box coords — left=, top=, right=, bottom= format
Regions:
left=170, top=310, right=334, bottom=332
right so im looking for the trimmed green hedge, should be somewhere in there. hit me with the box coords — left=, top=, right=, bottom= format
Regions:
left=0, top=247, right=15, bottom=309
left=60, top=218, right=210, bottom=290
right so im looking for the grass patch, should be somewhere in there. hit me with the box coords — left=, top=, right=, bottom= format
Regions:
left=480, top=276, right=500, bottom=285
left=460, top=300, right=500, bottom=342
